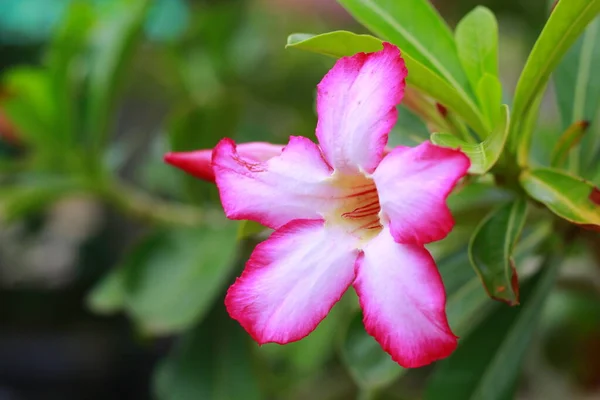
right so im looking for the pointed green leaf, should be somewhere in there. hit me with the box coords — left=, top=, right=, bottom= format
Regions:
left=455, top=7, right=499, bottom=94
left=468, top=198, right=528, bottom=305
left=431, top=105, right=509, bottom=174
left=337, top=0, right=471, bottom=95
left=554, top=17, right=600, bottom=175
left=520, top=168, right=600, bottom=229
left=122, top=220, right=238, bottom=334
left=286, top=31, right=383, bottom=56
left=286, top=31, right=488, bottom=136
left=550, top=120, right=590, bottom=168
left=510, top=0, right=600, bottom=161
left=426, top=252, right=562, bottom=400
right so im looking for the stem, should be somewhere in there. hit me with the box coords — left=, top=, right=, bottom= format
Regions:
left=96, top=179, right=203, bottom=227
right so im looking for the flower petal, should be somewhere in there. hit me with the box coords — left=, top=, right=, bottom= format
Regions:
left=164, top=142, right=284, bottom=183
left=316, top=42, right=407, bottom=174
left=373, top=141, right=470, bottom=245
left=226, top=219, right=359, bottom=344
left=354, top=227, right=457, bottom=368
left=212, top=136, right=339, bottom=229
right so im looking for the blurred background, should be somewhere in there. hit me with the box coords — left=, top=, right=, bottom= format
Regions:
left=0, top=0, right=598, bottom=399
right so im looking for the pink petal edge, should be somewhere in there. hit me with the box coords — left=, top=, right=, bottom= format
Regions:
left=316, top=42, right=407, bottom=174
left=225, top=219, right=359, bottom=344
left=354, top=227, right=457, bottom=368
left=373, top=141, right=470, bottom=245
left=212, top=136, right=339, bottom=229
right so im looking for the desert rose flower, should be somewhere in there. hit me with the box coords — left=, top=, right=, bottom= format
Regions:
left=165, top=43, right=470, bottom=367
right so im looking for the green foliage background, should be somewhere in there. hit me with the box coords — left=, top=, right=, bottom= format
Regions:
left=0, top=0, right=599, bottom=399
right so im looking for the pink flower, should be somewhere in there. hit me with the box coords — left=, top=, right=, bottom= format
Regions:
left=165, top=43, right=470, bottom=368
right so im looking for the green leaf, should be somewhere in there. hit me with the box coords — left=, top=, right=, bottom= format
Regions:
left=1, top=67, right=58, bottom=149
left=510, top=0, right=600, bottom=163
left=554, top=17, right=600, bottom=175
left=86, top=267, right=126, bottom=315
left=154, top=308, right=262, bottom=400
left=550, top=120, right=590, bottom=168
left=339, top=312, right=405, bottom=390
left=469, top=198, right=528, bottom=306
left=122, top=219, right=239, bottom=334
left=430, top=104, right=509, bottom=174
left=520, top=168, right=600, bottom=229
left=47, top=1, right=96, bottom=148
left=286, top=31, right=488, bottom=136
left=85, top=0, right=150, bottom=152
left=0, top=177, right=81, bottom=221
left=265, top=297, right=349, bottom=374
left=455, top=7, right=499, bottom=94
left=337, top=0, right=471, bottom=94
left=476, top=73, right=502, bottom=125
left=426, top=252, right=562, bottom=400
left=438, top=248, right=496, bottom=338
left=287, top=31, right=382, bottom=57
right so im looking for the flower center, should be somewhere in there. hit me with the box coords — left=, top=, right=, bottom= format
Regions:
left=326, top=172, right=383, bottom=242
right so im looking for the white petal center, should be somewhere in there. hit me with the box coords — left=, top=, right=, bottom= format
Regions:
left=325, top=171, right=383, bottom=242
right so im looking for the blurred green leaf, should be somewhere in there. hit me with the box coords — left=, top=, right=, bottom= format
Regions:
left=520, top=168, right=600, bottom=229
left=455, top=7, right=499, bottom=99
left=286, top=31, right=488, bottom=136
left=237, top=220, right=266, bottom=240
left=426, top=251, right=562, bottom=400
left=264, top=296, right=350, bottom=375
left=154, top=308, right=262, bottom=400
left=337, top=0, right=471, bottom=95
left=2, top=67, right=58, bottom=149
left=339, top=313, right=405, bottom=390
left=145, top=0, right=189, bottom=42
left=550, top=120, right=590, bottom=168
left=85, top=0, right=150, bottom=152
left=554, top=17, right=600, bottom=176
left=510, top=0, right=600, bottom=164
left=469, top=198, right=528, bottom=305
left=86, top=266, right=126, bottom=315
left=437, top=245, right=496, bottom=338
left=0, top=177, right=81, bottom=221
left=122, top=219, right=239, bottom=334
left=431, top=105, right=509, bottom=174
left=47, top=1, right=96, bottom=148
